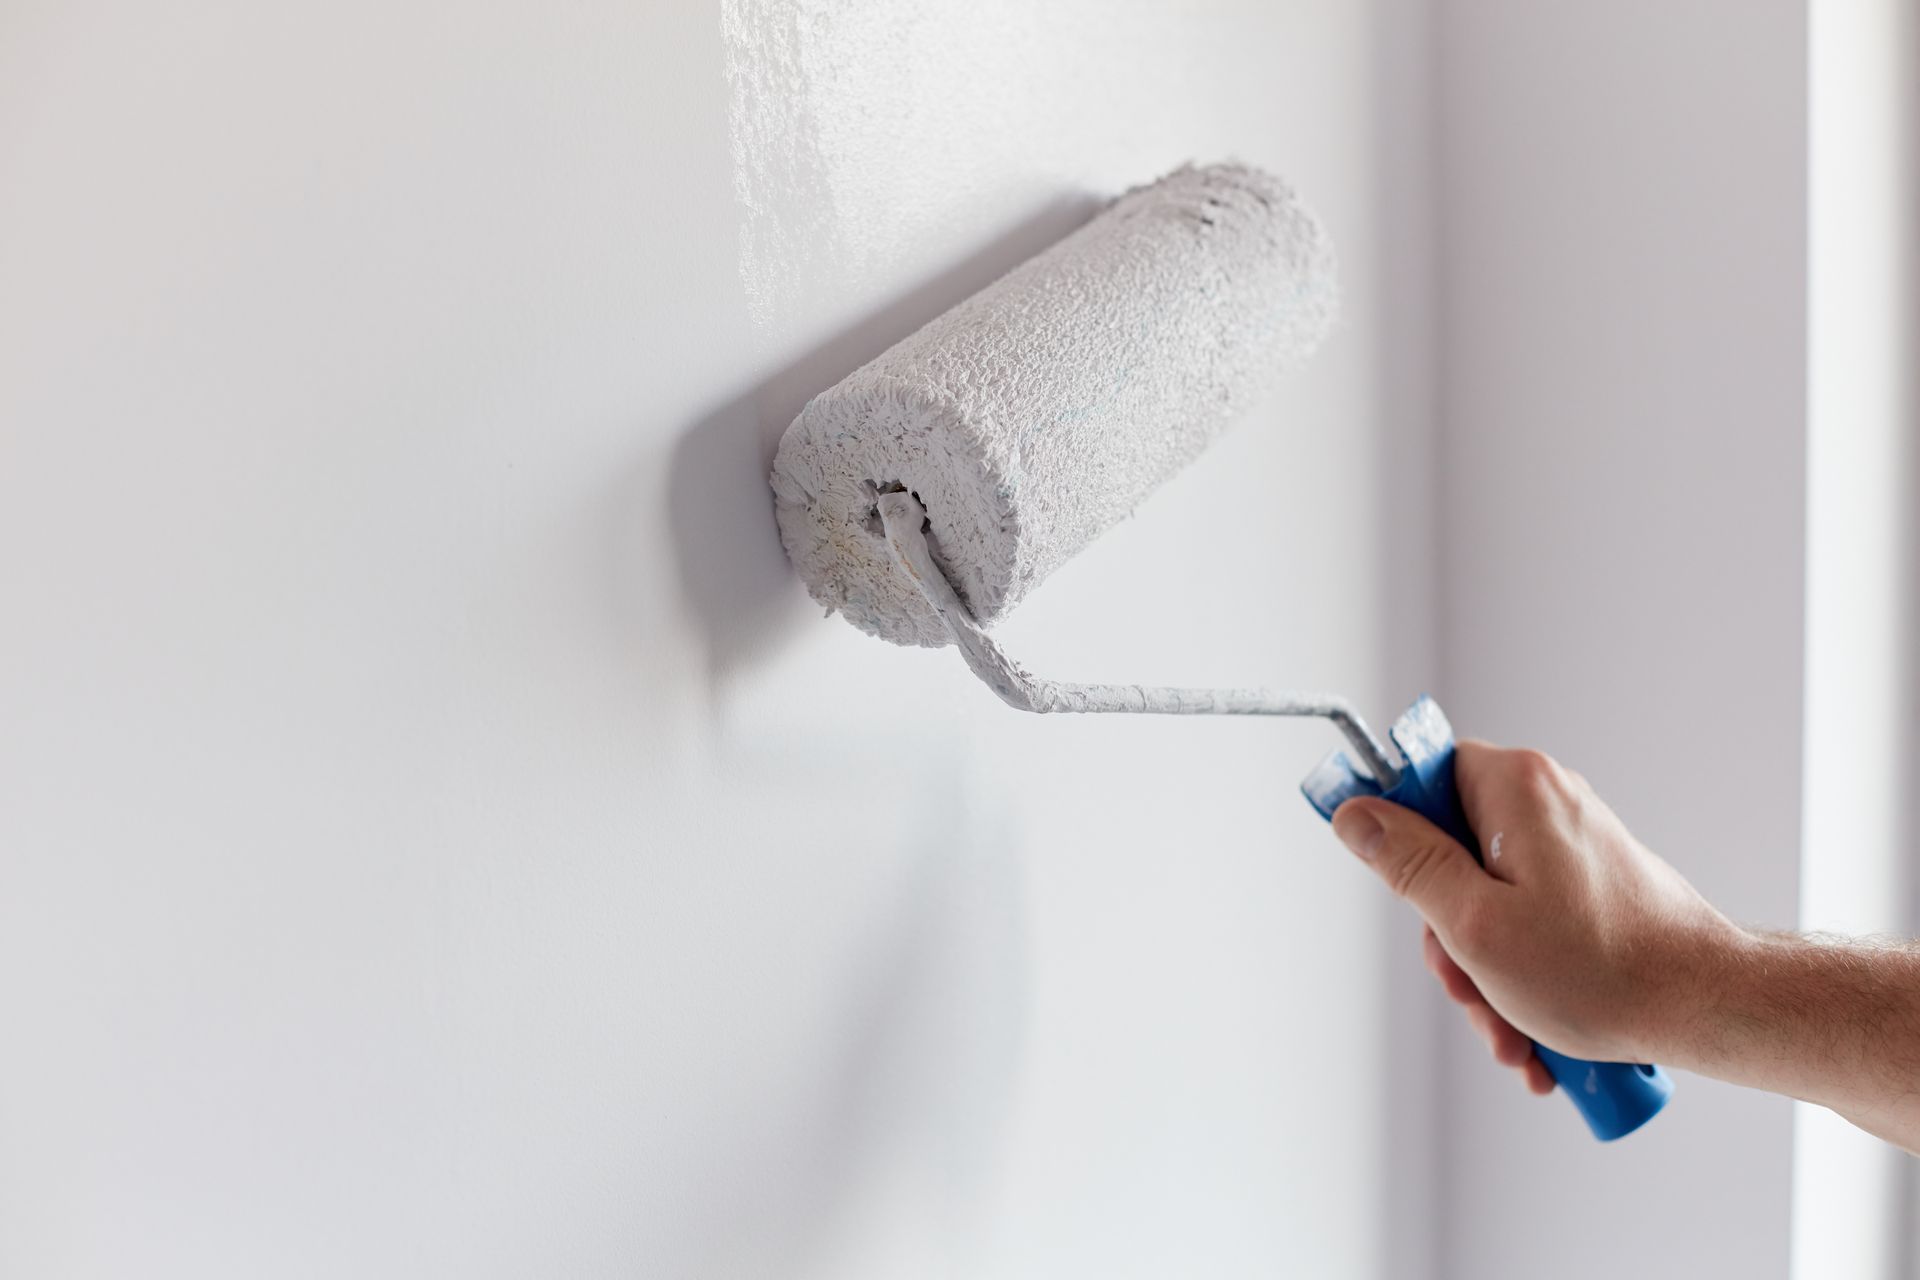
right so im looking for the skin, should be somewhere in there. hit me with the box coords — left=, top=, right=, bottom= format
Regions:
left=1331, top=740, right=1920, bottom=1153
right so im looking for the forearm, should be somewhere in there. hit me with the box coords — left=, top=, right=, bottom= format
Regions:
left=1662, top=928, right=1920, bottom=1151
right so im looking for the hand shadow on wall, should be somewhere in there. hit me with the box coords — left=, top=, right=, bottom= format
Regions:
left=661, top=192, right=1102, bottom=702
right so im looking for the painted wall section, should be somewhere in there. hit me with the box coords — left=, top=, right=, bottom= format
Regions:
left=0, top=1, right=1435, bottom=1276
left=1793, top=2, right=1920, bottom=1275
left=1433, top=3, right=1808, bottom=1277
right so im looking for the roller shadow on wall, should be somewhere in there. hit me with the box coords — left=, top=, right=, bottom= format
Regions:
left=663, top=192, right=1102, bottom=700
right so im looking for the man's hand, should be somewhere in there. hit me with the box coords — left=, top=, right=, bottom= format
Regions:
left=1332, top=742, right=1739, bottom=1073
left=1330, top=740, right=1920, bottom=1154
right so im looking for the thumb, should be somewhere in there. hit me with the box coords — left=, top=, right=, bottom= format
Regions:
left=1331, top=797, right=1489, bottom=930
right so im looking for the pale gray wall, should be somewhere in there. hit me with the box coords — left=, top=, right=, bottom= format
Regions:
left=0, top=1, right=1437, bottom=1275
left=1432, top=3, right=1808, bottom=1277
left=0, top=2, right=1829, bottom=1273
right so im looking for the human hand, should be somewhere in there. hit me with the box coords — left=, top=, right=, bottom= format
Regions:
left=1331, top=741, right=1740, bottom=1085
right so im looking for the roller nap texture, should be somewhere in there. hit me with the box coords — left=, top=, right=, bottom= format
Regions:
left=768, top=162, right=1336, bottom=647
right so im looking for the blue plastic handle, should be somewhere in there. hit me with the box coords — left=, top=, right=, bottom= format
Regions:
left=1301, top=696, right=1674, bottom=1142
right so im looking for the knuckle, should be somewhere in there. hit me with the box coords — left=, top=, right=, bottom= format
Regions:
left=1508, top=748, right=1557, bottom=784
left=1506, top=748, right=1570, bottom=800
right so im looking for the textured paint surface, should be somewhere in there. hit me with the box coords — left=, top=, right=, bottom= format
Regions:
left=771, top=163, right=1335, bottom=645
left=724, top=0, right=1245, bottom=334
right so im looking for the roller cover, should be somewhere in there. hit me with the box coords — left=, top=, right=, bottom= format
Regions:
left=769, top=162, right=1336, bottom=647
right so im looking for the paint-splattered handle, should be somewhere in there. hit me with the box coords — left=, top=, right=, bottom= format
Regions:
left=1301, top=696, right=1674, bottom=1142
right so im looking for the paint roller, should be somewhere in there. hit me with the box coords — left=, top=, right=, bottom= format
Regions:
left=769, top=162, right=1672, bottom=1142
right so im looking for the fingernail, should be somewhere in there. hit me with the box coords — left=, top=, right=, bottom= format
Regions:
left=1333, top=807, right=1385, bottom=861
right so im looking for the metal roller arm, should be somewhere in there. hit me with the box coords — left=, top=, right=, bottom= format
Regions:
left=874, top=490, right=1402, bottom=789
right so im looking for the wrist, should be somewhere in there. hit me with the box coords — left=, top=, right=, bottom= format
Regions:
left=1627, top=912, right=1755, bottom=1068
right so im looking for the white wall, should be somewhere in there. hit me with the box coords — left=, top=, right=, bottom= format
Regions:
left=1432, top=3, right=1808, bottom=1277
left=1795, top=1, right=1920, bottom=1274
left=0, top=2, right=1436, bottom=1276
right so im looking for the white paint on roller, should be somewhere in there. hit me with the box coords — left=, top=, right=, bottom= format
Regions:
left=769, top=162, right=1336, bottom=647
